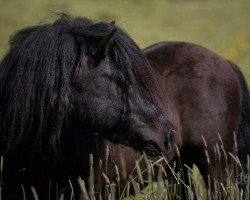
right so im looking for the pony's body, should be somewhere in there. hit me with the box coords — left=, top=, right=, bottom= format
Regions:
left=1, top=16, right=250, bottom=199
left=144, top=42, right=242, bottom=184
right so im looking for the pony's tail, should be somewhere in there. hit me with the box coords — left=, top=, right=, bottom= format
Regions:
left=228, top=60, right=250, bottom=173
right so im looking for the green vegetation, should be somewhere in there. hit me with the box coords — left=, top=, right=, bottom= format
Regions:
left=0, top=0, right=250, bottom=80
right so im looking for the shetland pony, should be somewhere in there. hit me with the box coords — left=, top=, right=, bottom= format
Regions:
left=0, top=15, right=173, bottom=199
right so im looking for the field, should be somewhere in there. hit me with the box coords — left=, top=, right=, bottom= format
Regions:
left=0, top=0, right=250, bottom=199
left=1, top=0, right=250, bottom=81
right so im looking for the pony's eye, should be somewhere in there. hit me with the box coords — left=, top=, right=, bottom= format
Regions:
left=117, top=80, right=132, bottom=91
left=113, top=73, right=132, bottom=91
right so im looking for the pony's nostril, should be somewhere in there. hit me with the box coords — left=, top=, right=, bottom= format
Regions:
left=164, top=138, right=171, bottom=150
left=164, top=129, right=175, bottom=152
left=170, top=129, right=176, bottom=141
left=144, top=140, right=162, bottom=157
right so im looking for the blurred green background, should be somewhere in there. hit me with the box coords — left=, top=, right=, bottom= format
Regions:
left=1, top=0, right=250, bottom=81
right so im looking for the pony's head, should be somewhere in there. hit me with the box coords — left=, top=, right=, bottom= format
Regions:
left=0, top=15, right=174, bottom=156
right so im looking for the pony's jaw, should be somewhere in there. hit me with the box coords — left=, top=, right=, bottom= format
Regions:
left=129, top=114, right=175, bottom=156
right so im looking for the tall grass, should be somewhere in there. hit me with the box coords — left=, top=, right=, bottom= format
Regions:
left=1, top=138, right=248, bottom=200
left=74, top=149, right=249, bottom=200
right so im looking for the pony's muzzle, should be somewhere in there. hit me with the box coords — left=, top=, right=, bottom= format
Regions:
left=144, top=140, right=163, bottom=157
left=165, top=129, right=176, bottom=152
left=143, top=129, right=175, bottom=157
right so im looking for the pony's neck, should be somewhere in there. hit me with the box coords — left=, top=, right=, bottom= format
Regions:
left=60, top=120, right=98, bottom=169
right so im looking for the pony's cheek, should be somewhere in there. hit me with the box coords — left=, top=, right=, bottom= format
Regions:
left=90, top=98, right=121, bottom=121
left=72, top=94, right=122, bottom=128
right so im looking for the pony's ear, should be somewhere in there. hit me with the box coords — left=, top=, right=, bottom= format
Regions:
left=90, top=28, right=117, bottom=57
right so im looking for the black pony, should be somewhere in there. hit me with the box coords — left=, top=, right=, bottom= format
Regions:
left=0, top=15, right=173, bottom=199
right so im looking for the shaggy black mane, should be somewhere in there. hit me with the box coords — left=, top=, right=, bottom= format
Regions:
left=0, top=15, right=157, bottom=153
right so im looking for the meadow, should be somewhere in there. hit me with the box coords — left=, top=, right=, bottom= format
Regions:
left=1, top=0, right=250, bottom=80
left=0, top=0, right=250, bottom=199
